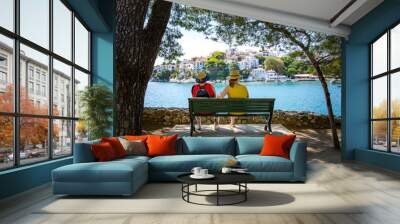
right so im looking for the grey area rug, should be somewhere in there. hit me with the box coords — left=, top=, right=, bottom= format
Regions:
left=37, top=183, right=362, bottom=214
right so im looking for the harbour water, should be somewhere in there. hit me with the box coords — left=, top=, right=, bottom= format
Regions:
left=145, top=81, right=341, bottom=116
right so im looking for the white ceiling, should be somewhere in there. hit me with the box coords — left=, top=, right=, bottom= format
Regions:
left=167, top=0, right=384, bottom=37
left=226, top=0, right=352, bottom=22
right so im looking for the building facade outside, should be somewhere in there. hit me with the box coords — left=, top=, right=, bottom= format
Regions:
left=0, top=41, right=76, bottom=167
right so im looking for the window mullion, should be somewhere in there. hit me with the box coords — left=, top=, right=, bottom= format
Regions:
left=387, top=30, right=391, bottom=153
left=71, top=10, right=76, bottom=155
left=370, top=45, right=373, bottom=149
left=13, top=0, right=21, bottom=167
left=48, top=0, right=54, bottom=160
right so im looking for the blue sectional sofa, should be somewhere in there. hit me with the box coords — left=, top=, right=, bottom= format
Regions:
left=52, top=137, right=307, bottom=196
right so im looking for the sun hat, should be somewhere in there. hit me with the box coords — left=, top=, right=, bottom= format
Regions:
left=227, top=70, right=240, bottom=80
left=197, top=71, right=207, bottom=80
left=196, top=71, right=208, bottom=83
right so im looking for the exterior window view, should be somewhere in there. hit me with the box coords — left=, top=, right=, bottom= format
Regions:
left=0, top=0, right=90, bottom=170
left=1, top=1, right=400, bottom=224
left=371, top=24, right=400, bottom=153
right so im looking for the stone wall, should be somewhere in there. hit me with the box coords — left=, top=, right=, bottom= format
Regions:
left=143, top=107, right=341, bottom=129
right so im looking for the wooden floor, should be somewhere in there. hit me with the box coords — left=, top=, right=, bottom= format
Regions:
left=1, top=127, right=400, bottom=224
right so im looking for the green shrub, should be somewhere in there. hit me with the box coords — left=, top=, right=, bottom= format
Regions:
left=79, top=84, right=113, bottom=140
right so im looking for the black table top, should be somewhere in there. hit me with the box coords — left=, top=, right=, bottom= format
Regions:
left=177, top=172, right=255, bottom=185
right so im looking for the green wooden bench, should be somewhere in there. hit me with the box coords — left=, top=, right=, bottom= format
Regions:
left=188, top=98, right=275, bottom=136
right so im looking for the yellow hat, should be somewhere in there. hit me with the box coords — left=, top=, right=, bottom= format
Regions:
left=197, top=71, right=207, bottom=80
left=228, top=70, right=240, bottom=80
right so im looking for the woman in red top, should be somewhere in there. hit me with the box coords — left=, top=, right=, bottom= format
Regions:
left=191, top=71, right=218, bottom=130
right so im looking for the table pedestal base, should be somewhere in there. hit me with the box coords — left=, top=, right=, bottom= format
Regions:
left=181, top=183, right=249, bottom=206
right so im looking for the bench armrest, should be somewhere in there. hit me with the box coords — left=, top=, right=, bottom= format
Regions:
left=289, top=141, right=307, bottom=182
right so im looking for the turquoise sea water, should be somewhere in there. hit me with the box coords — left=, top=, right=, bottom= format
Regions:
left=145, top=81, right=341, bottom=116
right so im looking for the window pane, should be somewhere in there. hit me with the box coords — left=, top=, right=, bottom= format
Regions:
left=372, top=121, right=388, bottom=151
left=53, top=0, right=72, bottom=60
left=372, top=33, right=387, bottom=76
left=0, top=116, right=13, bottom=170
left=0, top=35, right=14, bottom=112
left=20, top=117, right=49, bottom=165
left=391, top=24, right=400, bottom=70
left=0, top=0, right=14, bottom=31
left=53, top=119, right=72, bottom=158
left=75, top=18, right=89, bottom=70
left=391, top=120, right=400, bottom=153
left=20, top=44, right=49, bottom=115
left=372, top=76, right=387, bottom=119
left=75, top=120, right=88, bottom=143
left=20, top=0, right=49, bottom=48
left=74, top=69, right=89, bottom=118
left=53, top=59, right=72, bottom=117
left=391, top=72, right=400, bottom=118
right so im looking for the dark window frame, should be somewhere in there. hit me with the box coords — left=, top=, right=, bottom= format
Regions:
left=370, top=22, right=400, bottom=154
left=0, top=0, right=92, bottom=171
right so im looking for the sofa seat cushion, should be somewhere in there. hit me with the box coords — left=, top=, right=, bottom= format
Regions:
left=53, top=159, right=147, bottom=183
left=149, top=155, right=235, bottom=172
left=236, top=155, right=293, bottom=172
left=117, top=155, right=150, bottom=162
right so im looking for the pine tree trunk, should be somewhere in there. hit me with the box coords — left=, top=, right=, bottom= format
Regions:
left=303, top=51, right=340, bottom=150
left=274, top=27, right=341, bottom=150
left=115, top=0, right=172, bottom=135
left=314, top=66, right=341, bottom=150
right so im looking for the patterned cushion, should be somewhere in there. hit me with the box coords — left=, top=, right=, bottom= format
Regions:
left=118, top=137, right=147, bottom=156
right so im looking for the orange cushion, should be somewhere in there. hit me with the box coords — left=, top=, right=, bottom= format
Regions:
left=146, top=134, right=177, bottom=157
left=124, top=135, right=148, bottom=142
left=101, top=137, right=126, bottom=158
left=260, top=134, right=296, bottom=159
left=91, top=142, right=118, bottom=162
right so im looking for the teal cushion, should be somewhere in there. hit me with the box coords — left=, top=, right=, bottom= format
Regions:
left=179, top=137, right=235, bottom=155
left=236, top=137, right=264, bottom=155
left=53, top=159, right=147, bottom=183
left=236, top=155, right=293, bottom=172
left=149, top=155, right=235, bottom=172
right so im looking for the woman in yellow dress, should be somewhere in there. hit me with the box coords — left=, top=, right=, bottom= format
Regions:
left=218, top=70, right=249, bottom=127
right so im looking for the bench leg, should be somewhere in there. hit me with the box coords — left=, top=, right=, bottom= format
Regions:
left=190, top=116, right=194, bottom=136
left=265, top=115, right=272, bottom=133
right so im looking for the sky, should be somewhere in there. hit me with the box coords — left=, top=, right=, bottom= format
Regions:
left=155, top=29, right=261, bottom=65
left=0, top=0, right=89, bottom=73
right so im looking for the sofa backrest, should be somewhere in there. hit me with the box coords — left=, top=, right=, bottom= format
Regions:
left=235, top=137, right=264, bottom=155
left=177, top=137, right=236, bottom=155
left=75, top=136, right=297, bottom=161
left=74, top=139, right=100, bottom=163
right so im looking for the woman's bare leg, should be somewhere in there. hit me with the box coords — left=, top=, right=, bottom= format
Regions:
left=213, top=117, right=219, bottom=130
left=230, top=117, right=236, bottom=127
left=196, top=117, right=202, bottom=130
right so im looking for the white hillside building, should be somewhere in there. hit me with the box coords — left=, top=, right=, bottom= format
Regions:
left=249, top=68, right=278, bottom=81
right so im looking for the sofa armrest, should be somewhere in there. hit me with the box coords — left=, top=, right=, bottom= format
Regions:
left=289, top=141, right=307, bottom=182
left=73, top=140, right=100, bottom=163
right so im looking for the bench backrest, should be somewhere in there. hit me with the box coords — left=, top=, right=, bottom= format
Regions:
left=188, top=98, right=275, bottom=114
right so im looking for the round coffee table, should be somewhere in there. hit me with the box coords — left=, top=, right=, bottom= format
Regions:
left=177, top=173, right=255, bottom=206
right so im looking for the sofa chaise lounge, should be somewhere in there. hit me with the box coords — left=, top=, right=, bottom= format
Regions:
left=52, top=136, right=307, bottom=196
